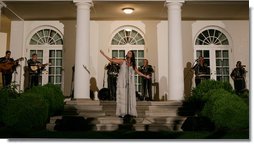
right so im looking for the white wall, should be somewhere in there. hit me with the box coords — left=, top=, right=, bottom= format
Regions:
left=9, top=20, right=249, bottom=97
left=0, top=32, right=7, bottom=87
left=10, top=21, right=64, bottom=92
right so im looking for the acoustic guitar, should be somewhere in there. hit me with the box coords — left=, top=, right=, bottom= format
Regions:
left=30, top=63, right=51, bottom=72
left=0, top=57, right=24, bottom=73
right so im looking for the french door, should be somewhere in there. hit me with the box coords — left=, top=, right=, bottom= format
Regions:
left=28, top=46, right=63, bottom=88
left=195, top=47, right=230, bottom=82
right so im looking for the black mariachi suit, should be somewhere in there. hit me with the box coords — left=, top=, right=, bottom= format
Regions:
left=0, top=57, right=16, bottom=87
left=192, top=64, right=210, bottom=86
left=105, top=63, right=120, bottom=100
left=27, top=59, right=45, bottom=88
left=139, top=65, right=154, bottom=101
left=230, top=67, right=247, bottom=93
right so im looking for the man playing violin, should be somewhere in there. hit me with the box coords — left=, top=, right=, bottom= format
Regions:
left=0, top=50, right=20, bottom=87
left=27, top=53, right=48, bottom=88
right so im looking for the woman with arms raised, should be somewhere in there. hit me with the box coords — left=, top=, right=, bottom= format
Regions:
left=100, top=50, right=150, bottom=118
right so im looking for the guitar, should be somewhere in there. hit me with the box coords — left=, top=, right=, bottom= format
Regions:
left=30, top=63, right=51, bottom=72
left=0, top=57, right=24, bottom=73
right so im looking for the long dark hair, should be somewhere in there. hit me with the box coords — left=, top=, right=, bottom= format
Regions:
left=129, top=50, right=136, bottom=70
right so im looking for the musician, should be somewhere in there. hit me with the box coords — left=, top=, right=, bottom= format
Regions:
left=0, top=50, right=19, bottom=87
left=27, top=53, right=45, bottom=88
left=192, top=56, right=210, bottom=86
left=139, top=59, right=154, bottom=101
left=230, top=61, right=247, bottom=94
left=105, top=57, right=120, bottom=100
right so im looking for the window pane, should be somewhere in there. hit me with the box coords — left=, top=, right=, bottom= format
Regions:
left=138, top=50, right=144, bottom=58
left=223, top=67, right=229, bottom=75
left=56, top=39, right=63, bottom=45
left=138, top=59, right=144, bottom=66
left=204, top=50, right=209, bottom=57
left=119, top=50, right=125, bottom=58
left=50, top=50, right=55, bottom=57
left=112, top=50, right=118, bottom=58
left=49, top=59, right=55, bottom=66
left=196, top=50, right=202, bottom=58
left=223, top=59, right=229, bottom=66
left=223, top=50, right=229, bottom=58
left=216, top=67, right=222, bottom=75
left=130, top=30, right=137, bottom=38
left=30, top=50, right=36, bottom=57
left=111, top=39, right=118, bottom=45
left=56, top=50, right=62, bottom=57
left=118, top=30, right=125, bottom=38
left=137, top=39, right=145, bottom=45
left=48, top=76, right=54, bottom=83
left=56, top=76, right=61, bottom=83
left=56, top=59, right=62, bottom=66
left=56, top=67, right=62, bottom=74
left=37, top=50, right=43, bottom=57
left=49, top=67, right=55, bottom=74
left=216, top=59, right=222, bottom=66
left=204, top=59, right=210, bottom=66
left=216, top=50, right=221, bottom=58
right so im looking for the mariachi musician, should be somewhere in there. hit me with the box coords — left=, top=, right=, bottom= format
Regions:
left=105, top=57, right=120, bottom=100
left=139, top=59, right=154, bottom=101
left=0, top=50, right=23, bottom=87
left=27, top=53, right=49, bottom=88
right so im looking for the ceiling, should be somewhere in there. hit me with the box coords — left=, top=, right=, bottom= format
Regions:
left=1, top=0, right=249, bottom=21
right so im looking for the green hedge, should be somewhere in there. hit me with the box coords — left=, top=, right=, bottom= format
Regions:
left=0, top=88, right=20, bottom=123
left=2, top=94, right=49, bottom=130
left=0, top=84, right=65, bottom=130
left=24, top=84, right=65, bottom=116
left=178, top=80, right=233, bottom=116
left=201, top=89, right=249, bottom=130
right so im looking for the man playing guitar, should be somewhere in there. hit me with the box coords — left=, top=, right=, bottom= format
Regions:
left=0, top=50, right=23, bottom=87
left=27, top=53, right=50, bottom=88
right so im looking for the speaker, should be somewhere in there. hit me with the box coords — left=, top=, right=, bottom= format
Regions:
left=98, top=88, right=110, bottom=100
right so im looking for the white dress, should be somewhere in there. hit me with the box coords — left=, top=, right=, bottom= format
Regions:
left=116, top=61, right=137, bottom=117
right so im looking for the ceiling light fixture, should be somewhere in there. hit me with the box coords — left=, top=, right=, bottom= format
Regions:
left=122, top=8, right=134, bottom=14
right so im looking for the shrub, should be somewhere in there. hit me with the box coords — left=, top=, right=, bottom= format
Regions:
left=0, top=88, right=20, bottom=123
left=25, top=84, right=65, bottom=116
left=201, top=89, right=249, bottom=130
left=2, top=94, right=49, bottom=130
left=192, top=80, right=233, bottom=101
left=178, top=80, right=233, bottom=116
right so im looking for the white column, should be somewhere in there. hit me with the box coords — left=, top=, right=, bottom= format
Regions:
left=73, top=0, right=92, bottom=99
left=166, top=0, right=185, bottom=100
left=0, top=3, right=4, bottom=31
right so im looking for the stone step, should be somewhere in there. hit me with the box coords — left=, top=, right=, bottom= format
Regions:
left=149, top=101, right=182, bottom=106
left=47, top=100, right=185, bottom=132
left=66, top=99, right=100, bottom=105
left=64, top=105, right=103, bottom=111
left=145, top=111, right=178, bottom=117
left=79, top=111, right=106, bottom=117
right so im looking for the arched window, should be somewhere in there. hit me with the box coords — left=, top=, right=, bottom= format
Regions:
left=194, top=28, right=230, bottom=82
left=195, top=29, right=229, bottom=45
left=111, top=27, right=145, bottom=93
left=29, top=29, right=63, bottom=45
left=111, top=29, right=145, bottom=45
left=28, top=28, right=63, bottom=88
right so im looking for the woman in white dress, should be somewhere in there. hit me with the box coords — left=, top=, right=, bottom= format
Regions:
left=100, top=50, right=150, bottom=117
